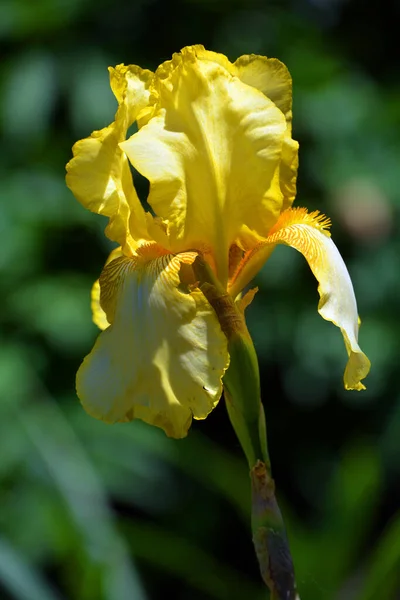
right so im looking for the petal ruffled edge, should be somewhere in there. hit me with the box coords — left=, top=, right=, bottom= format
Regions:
left=192, top=46, right=293, bottom=126
left=66, top=65, right=154, bottom=252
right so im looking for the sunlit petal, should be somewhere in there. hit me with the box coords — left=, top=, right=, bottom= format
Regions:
left=234, top=54, right=299, bottom=211
left=66, top=66, right=153, bottom=252
left=280, top=134, right=299, bottom=210
left=77, top=246, right=229, bottom=438
left=109, top=63, right=153, bottom=124
left=232, top=208, right=370, bottom=390
left=121, top=45, right=287, bottom=285
left=234, top=55, right=293, bottom=127
left=91, top=247, right=124, bottom=330
left=91, top=281, right=110, bottom=331
left=194, top=47, right=293, bottom=129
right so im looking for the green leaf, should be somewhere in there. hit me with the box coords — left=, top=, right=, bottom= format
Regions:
left=0, top=537, right=61, bottom=600
left=356, top=511, right=400, bottom=600
left=123, top=520, right=265, bottom=600
left=10, top=380, right=148, bottom=600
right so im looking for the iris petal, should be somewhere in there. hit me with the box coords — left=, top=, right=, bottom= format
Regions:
left=66, top=65, right=153, bottom=251
left=76, top=246, right=229, bottom=438
left=121, top=46, right=287, bottom=285
left=231, top=208, right=370, bottom=390
left=234, top=55, right=293, bottom=127
left=91, top=247, right=124, bottom=330
left=233, top=54, right=299, bottom=211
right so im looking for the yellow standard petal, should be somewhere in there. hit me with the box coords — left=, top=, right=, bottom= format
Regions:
left=194, top=46, right=293, bottom=127
left=121, top=45, right=287, bottom=286
left=231, top=208, right=370, bottom=390
left=234, top=55, right=293, bottom=126
left=66, top=65, right=153, bottom=253
left=76, top=245, right=229, bottom=438
left=234, top=54, right=299, bottom=211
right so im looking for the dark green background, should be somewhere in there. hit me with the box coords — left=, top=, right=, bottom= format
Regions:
left=1, top=0, right=399, bottom=598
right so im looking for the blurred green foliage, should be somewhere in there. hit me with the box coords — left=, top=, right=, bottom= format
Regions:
left=1, top=0, right=399, bottom=598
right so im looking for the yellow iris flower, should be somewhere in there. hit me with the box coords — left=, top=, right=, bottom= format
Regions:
left=66, top=45, right=370, bottom=439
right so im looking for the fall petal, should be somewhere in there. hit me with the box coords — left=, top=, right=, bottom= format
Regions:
left=77, top=247, right=229, bottom=438
left=232, top=208, right=370, bottom=390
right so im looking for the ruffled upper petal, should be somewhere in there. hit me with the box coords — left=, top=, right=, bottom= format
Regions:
left=166, top=49, right=300, bottom=215
left=109, top=64, right=152, bottom=124
left=76, top=245, right=229, bottom=438
left=233, top=54, right=299, bottom=212
left=231, top=208, right=370, bottom=390
left=121, top=45, right=287, bottom=285
left=234, top=55, right=293, bottom=128
left=66, top=65, right=153, bottom=252
left=193, top=47, right=293, bottom=127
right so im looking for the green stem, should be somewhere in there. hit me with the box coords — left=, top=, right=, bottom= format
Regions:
left=225, top=359, right=297, bottom=600
left=250, top=460, right=297, bottom=600
left=192, top=255, right=299, bottom=600
left=223, top=334, right=269, bottom=469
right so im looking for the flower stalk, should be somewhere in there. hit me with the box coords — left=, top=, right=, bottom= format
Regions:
left=193, top=256, right=298, bottom=599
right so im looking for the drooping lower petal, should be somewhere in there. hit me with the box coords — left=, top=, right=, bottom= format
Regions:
left=66, top=66, right=153, bottom=252
left=121, top=46, right=287, bottom=285
left=232, top=208, right=370, bottom=390
left=77, top=246, right=229, bottom=438
left=91, top=280, right=110, bottom=331
left=91, top=247, right=124, bottom=330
